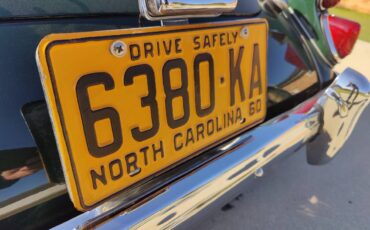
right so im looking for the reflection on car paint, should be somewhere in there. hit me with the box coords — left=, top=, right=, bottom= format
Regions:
left=0, top=148, right=48, bottom=204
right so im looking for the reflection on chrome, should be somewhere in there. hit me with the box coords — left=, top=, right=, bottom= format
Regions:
left=219, top=136, right=243, bottom=151
left=139, top=0, right=238, bottom=20
left=307, top=68, right=370, bottom=164
left=54, top=68, right=369, bottom=229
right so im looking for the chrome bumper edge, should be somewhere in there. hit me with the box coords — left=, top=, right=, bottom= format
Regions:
left=54, top=68, right=369, bottom=229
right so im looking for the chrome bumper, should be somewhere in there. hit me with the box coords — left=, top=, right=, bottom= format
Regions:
left=54, top=68, right=369, bottom=229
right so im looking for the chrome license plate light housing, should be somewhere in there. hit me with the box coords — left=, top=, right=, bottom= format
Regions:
left=139, top=0, right=238, bottom=20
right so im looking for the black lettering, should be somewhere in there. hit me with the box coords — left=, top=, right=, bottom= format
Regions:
left=249, top=44, right=263, bottom=98
left=125, top=152, right=141, bottom=177
left=236, top=107, right=242, bottom=123
left=174, top=133, right=183, bottom=151
left=204, top=35, right=211, bottom=48
left=227, top=33, right=232, bottom=45
left=232, top=32, right=238, bottom=43
left=207, top=119, right=214, bottom=136
left=144, top=42, right=154, bottom=58
left=223, top=113, right=227, bottom=128
left=175, top=38, right=182, bottom=53
left=130, top=44, right=141, bottom=61
left=76, top=73, right=122, bottom=158
left=140, top=146, right=149, bottom=166
left=156, top=41, right=161, bottom=56
left=196, top=123, right=205, bottom=141
left=194, top=53, right=215, bottom=117
left=220, top=33, right=226, bottom=46
left=212, top=34, right=217, bottom=47
left=163, top=40, right=172, bottom=55
left=216, top=117, right=222, bottom=132
left=91, top=166, right=107, bottom=190
left=193, top=36, right=201, bottom=50
left=152, top=141, right=164, bottom=161
left=163, top=58, right=190, bottom=129
left=229, top=47, right=246, bottom=106
left=249, top=99, right=262, bottom=115
left=185, top=128, right=195, bottom=146
left=256, top=99, right=262, bottom=112
left=124, top=64, right=159, bottom=142
left=109, top=159, right=123, bottom=181
left=249, top=100, right=262, bottom=116
left=227, top=110, right=234, bottom=126
left=249, top=101, right=255, bottom=115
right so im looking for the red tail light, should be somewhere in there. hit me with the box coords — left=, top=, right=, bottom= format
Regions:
left=293, top=97, right=318, bottom=114
left=285, top=44, right=307, bottom=69
left=320, top=0, right=341, bottom=9
left=328, top=15, right=361, bottom=58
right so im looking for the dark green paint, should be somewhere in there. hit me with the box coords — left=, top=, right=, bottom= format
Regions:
left=288, top=0, right=335, bottom=64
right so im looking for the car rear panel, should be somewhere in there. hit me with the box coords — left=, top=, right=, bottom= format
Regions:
left=0, top=1, right=321, bottom=228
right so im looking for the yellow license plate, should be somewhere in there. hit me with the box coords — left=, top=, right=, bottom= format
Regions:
left=37, top=19, right=268, bottom=210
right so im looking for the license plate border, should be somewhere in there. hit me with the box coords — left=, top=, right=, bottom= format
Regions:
left=37, top=18, right=268, bottom=210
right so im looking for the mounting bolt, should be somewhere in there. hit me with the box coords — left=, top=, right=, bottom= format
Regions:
left=110, top=40, right=127, bottom=58
left=254, top=168, right=264, bottom=177
left=240, top=26, right=249, bottom=39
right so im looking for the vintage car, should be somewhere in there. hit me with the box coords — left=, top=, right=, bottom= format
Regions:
left=0, top=0, right=369, bottom=229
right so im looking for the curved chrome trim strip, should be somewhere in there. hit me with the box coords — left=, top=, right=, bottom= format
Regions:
left=261, top=0, right=334, bottom=70
left=272, top=0, right=337, bottom=66
left=285, top=8, right=334, bottom=67
left=320, top=13, right=341, bottom=63
left=54, top=68, right=369, bottom=229
left=0, top=184, right=67, bottom=220
left=317, top=0, right=325, bottom=11
left=317, top=0, right=340, bottom=11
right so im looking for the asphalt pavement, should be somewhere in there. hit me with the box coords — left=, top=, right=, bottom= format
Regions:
left=191, top=41, right=370, bottom=230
